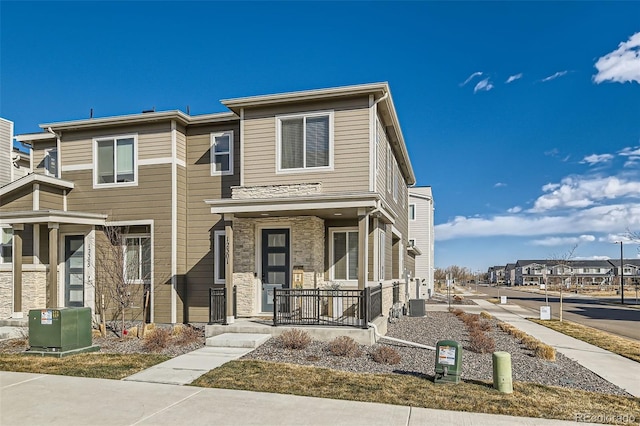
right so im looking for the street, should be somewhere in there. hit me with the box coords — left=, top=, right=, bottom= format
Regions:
left=478, top=285, right=640, bottom=341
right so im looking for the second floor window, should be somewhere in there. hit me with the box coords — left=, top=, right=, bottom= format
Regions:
left=95, top=135, right=136, bottom=186
left=278, top=111, right=332, bottom=171
left=44, top=148, right=58, bottom=177
left=211, top=131, right=233, bottom=175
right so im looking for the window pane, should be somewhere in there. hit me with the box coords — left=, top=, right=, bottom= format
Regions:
left=268, top=272, right=286, bottom=285
left=46, top=149, right=58, bottom=176
left=116, top=138, right=134, bottom=182
left=268, top=253, right=286, bottom=267
left=333, top=232, right=347, bottom=280
left=0, top=229, right=12, bottom=264
left=268, top=234, right=286, bottom=247
left=281, top=118, right=303, bottom=169
left=97, top=140, right=114, bottom=183
left=214, top=154, right=230, bottom=172
left=348, top=232, right=359, bottom=280
left=214, top=135, right=230, bottom=153
left=126, top=238, right=141, bottom=281
left=306, top=116, right=329, bottom=167
left=141, top=237, right=151, bottom=280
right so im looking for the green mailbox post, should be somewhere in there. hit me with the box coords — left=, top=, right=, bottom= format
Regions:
left=434, top=340, right=462, bottom=384
left=28, top=307, right=99, bottom=357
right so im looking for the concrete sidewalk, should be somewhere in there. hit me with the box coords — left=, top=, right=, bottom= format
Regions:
left=441, top=299, right=640, bottom=397
left=0, top=371, right=596, bottom=426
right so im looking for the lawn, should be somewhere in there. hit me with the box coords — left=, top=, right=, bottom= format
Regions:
left=192, top=360, right=640, bottom=425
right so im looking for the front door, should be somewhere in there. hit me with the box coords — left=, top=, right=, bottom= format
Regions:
left=261, top=229, right=290, bottom=312
left=65, top=235, right=85, bottom=307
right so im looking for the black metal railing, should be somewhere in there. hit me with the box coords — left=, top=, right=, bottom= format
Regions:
left=392, top=282, right=400, bottom=304
left=273, top=285, right=383, bottom=329
left=208, top=286, right=237, bottom=325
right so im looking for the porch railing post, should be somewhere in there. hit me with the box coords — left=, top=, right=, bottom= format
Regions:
left=208, top=288, right=213, bottom=325
left=222, top=287, right=228, bottom=325
left=233, top=285, right=237, bottom=319
left=362, top=286, right=370, bottom=329
left=273, top=287, right=278, bottom=326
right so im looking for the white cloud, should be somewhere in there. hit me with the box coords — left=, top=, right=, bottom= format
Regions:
left=474, top=78, right=494, bottom=94
left=541, top=71, right=568, bottom=82
left=460, top=72, right=483, bottom=87
left=624, top=157, right=640, bottom=168
left=505, top=73, right=523, bottom=84
left=531, top=235, right=595, bottom=247
left=593, top=32, right=640, bottom=84
left=494, top=182, right=507, bottom=188
left=580, top=153, right=614, bottom=165
left=544, top=148, right=559, bottom=157
left=530, top=176, right=640, bottom=212
left=619, top=146, right=640, bottom=157
left=599, top=234, right=633, bottom=243
left=575, top=255, right=612, bottom=261
left=507, top=206, right=522, bottom=213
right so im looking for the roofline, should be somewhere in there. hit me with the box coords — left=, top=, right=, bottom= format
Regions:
left=14, top=132, right=56, bottom=142
left=0, top=173, right=74, bottom=198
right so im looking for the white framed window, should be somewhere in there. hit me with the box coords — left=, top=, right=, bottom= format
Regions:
left=277, top=111, right=333, bottom=172
left=386, top=146, right=392, bottom=193
left=44, top=148, right=58, bottom=177
left=214, top=230, right=226, bottom=284
left=211, top=131, right=233, bottom=175
left=409, top=204, right=416, bottom=221
left=330, top=227, right=358, bottom=281
left=0, top=227, right=12, bottom=264
left=124, top=235, right=151, bottom=284
left=93, top=134, right=137, bottom=187
left=408, top=238, right=416, bottom=247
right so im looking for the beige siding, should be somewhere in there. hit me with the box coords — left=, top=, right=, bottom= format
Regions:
left=177, top=165, right=187, bottom=275
left=243, top=96, right=370, bottom=193
left=0, top=186, right=33, bottom=211
left=375, top=116, right=387, bottom=193
left=176, top=125, right=187, bottom=164
left=38, top=186, right=64, bottom=210
left=184, top=121, right=240, bottom=322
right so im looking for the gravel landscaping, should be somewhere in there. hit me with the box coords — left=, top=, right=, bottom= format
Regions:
left=243, top=311, right=632, bottom=397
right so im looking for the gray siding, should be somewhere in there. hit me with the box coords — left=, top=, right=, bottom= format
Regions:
left=409, top=188, right=434, bottom=284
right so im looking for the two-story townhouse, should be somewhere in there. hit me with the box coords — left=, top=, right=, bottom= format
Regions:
left=0, top=82, right=416, bottom=327
left=408, top=186, right=434, bottom=298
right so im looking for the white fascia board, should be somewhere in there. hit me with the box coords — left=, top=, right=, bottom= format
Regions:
left=206, top=194, right=379, bottom=215
left=40, top=110, right=192, bottom=131
left=0, top=174, right=74, bottom=197
left=0, top=210, right=107, bottom=225
left=14, top=133, right=56, bottom=142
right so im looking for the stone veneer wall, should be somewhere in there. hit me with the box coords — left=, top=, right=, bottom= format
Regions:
left=0, top=268, right=47, bottom=318
left=232, top=216, right=326, bottom=316
left=380, top=281, right=408, bottom=318
left=231, top=183, right=322, bottom=200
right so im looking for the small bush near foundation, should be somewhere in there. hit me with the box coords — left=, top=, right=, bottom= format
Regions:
left=143, top=328, right=172, bottom=352
left=372, top=346, right=401, bottom=365
left=469, top=329, right=496, bottom=354
left=477, top=320, right=492, bottom=332
left=480, top=311, right=492, bottom=320
left=279, top=329, right=311, bottom=350
left=174, top=325, right=202, bottom=346
left=450, top=308, right=464, bottom=316
left=328, top=336, right=361, bottom=357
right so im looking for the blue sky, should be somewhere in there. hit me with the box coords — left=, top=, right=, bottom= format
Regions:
left=1, top=1, right=639, bottom=272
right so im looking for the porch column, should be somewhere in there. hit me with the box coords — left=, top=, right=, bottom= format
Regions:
left=48, top=223, right=59, bottom=308
left=224, top=213, right=234, bottom=324
left=357, top=209, right=369, bottom=290
left=12, top=224, right=24, bottom=318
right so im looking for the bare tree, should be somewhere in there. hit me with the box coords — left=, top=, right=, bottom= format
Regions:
left=550, top=244, right=577, bottom=322
left=94, top=225, right=151, bottom=338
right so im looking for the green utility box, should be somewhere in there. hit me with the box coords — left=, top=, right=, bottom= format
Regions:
left=28, top=308, right=97, bottom=355
left=493, top=351, right=513, bottom=393
left=434, top=340, right=462, bottom=384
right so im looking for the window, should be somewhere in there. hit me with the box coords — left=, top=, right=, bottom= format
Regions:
left=214, top=230, right=226, bottom=284
left=44, top=148, right=58, bottom=177
left=211, top=131, right=233, bottom=175
left=379, top=228, right=386, bottom=280
left=409, top=204, right=416, bottom=221
left=408, top=238, right=416, bottom=247
left=386, top=146, right=392, bottom=193
left=94, top=135, right=136, bottom=186
left=124, top=235, right=151, bottom=283
left=0, top=228, right=12, bottom=264
left=331, top=228, right=358, bottom=281
left=278, top=112, right=332, bottom=171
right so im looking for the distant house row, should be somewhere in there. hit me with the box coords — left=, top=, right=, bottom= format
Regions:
left=487, top=259, right=640, bottom=287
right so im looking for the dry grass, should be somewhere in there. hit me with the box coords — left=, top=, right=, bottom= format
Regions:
left=0, top=353, right=168, bottom=380
left=498, top=322, right=556, bottom=361
left=530, top=319, right=640, bottom=363
left=480, top=311, right=493, bottom=320
left=192, top=360, right=640, bottom=424
left=142, top=328, right=172, bottom=352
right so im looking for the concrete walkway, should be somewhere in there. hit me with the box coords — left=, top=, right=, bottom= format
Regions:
left=0, top=371, right=598, bottom=426
left=438, top=299, right=640, bottom=397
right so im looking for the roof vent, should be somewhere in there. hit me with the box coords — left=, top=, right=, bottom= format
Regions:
left=142, top=107, right=156, bottom=113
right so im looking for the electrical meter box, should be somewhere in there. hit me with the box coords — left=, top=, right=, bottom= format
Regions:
left=292, top=266, right=304, bottom=289
left=28, top=307, right=94, bottom=354
left=434, top=340, right=462, bottom=384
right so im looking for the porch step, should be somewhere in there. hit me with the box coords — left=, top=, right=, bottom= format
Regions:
left=206, top=333, right=271, bottom=349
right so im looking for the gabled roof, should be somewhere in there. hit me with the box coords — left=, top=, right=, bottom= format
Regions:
left=0, top=173, right=74, bottom=198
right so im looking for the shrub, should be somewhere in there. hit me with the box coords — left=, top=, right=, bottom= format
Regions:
left=478, top=320, right=492, bottom=332
left=480, top=311, right=493, bottom=320
left=469, top=329, right=496, bottom=354
left=143, top=328, right=172, bottom=352
left=174, top=325, right=202, bottom=346
left=450, top=308, right=464, bottom=316
left=279, top=329, right=311, bottom=350
left=371, top=346, right=401, bottom=364
left=534, top=343, right=556, bottom=361
left=328, top=336, right=361, bottom=357
left=461, top=313, right=480, bottom=327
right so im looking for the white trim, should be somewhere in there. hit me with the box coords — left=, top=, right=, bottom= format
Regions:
left=240, top=108, right=245, bottom=187
left=214, top=230, right=226, bottom=285
left=0, top=226, right=12, bottom=265
left=61, top=163, right=92, bottom=172
left=409, top=238, right=417, bottom=247
left=391, top=225, right=402, bottom=238
left=210, top=130, right=234, bottom=176
left=92, top=133, right=138, bottom=189
left=63, top=190, right=68, bottom=211
left=255, top=222, right=292, bottom=314
left=329, top=226, right=359, bottom=282
left=105, top=219, right=154, bottom=227
left=33, top=224, right=40, bottom=265
left=372, top=218, right=379, bottom=281
left=33, top=183, right=40, bottom=210
left=170, top=121, right=177, bottom=324
left=137, top=157, right=186, bottom=167
left=0, top=174, right=74, bottom=198
left=275, top=110, right=334, bottom=174
left=1, top=213, right=106, bottom=226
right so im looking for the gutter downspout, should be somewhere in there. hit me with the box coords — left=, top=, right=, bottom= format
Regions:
left=368, top=321, right=435, bottom=351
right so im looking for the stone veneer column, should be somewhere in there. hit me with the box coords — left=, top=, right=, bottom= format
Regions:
left=12, top=224, right=24, bottom=318
left=224, top=214, right=235, bottom=324
left=48, top=223, right=59, bottom=308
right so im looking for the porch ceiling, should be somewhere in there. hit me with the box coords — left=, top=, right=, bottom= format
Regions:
left=0, top=210, right=107, bottom=226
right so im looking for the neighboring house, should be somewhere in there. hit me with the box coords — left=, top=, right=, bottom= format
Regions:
left=0, top=118, right=30, bottom=186
left=504, top=263, right=516, bottom=286
left=488, top=265, right=505, bottom=285
left=0, top=83, right=417, bottom=326
left=408, top=186, right=433, bottom=298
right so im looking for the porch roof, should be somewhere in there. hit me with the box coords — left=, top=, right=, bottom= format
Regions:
left=0, top=210, right=107, bottom=226
left=0, top=173, right=74, bottom=198
left=205, top=192, right=396, bottom=223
